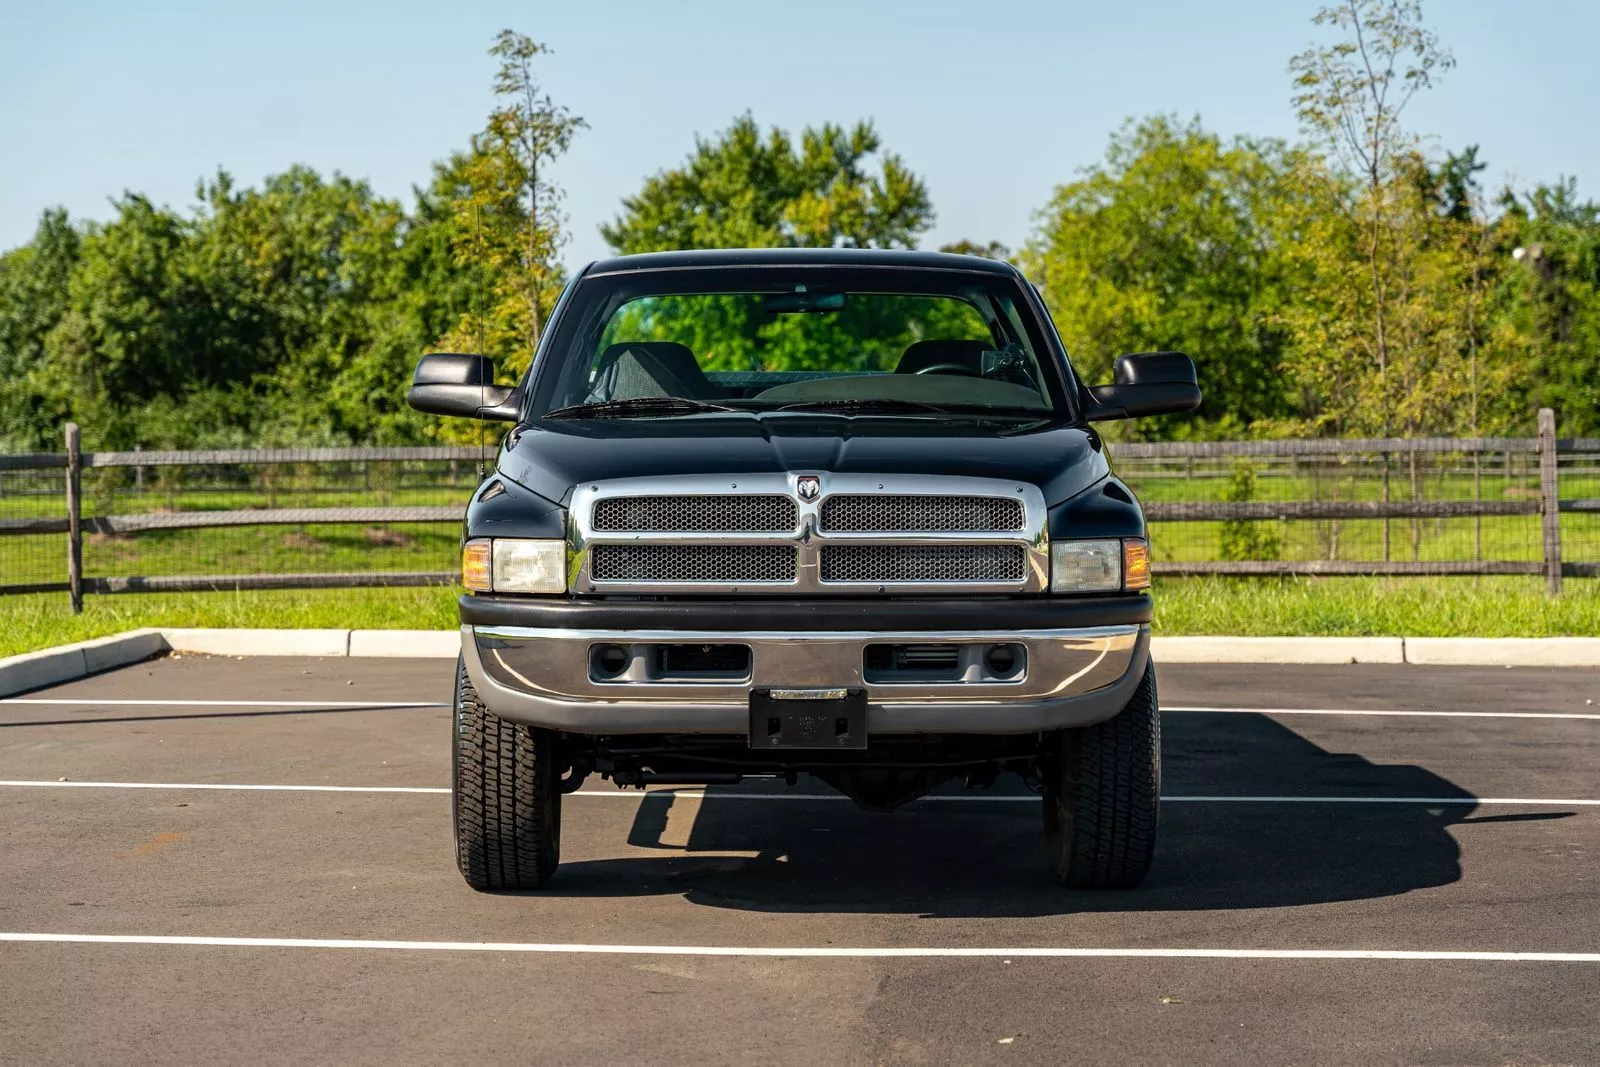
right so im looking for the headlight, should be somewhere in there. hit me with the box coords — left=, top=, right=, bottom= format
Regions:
left=1050, top=540, right=1122, bottom=593
left=461, top=538, right=567, bottom=593
left=1050, top=538, right=1151, bottom=594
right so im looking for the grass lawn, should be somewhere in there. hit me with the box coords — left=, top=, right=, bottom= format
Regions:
left=3, top=576, right=1595, bottom=660
left=2, top=586, right=459, bottom=659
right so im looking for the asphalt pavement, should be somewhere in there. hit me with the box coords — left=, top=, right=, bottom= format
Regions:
left=1, top=654, right=1597, bottom=1064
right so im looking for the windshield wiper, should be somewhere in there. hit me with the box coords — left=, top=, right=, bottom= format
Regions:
left=542, top=396, right=741, bottom=420
left=770, top=398, right=954, bottom=416
left=770, top=399, right=1047, bottom=419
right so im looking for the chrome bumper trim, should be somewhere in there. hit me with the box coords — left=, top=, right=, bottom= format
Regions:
left=461, top=623, right=1150, bottom=736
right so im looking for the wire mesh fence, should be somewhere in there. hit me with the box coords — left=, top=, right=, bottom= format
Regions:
left=0, top=462, right=68, bottom=593
left=76, top=456, right=477, bottom=588
left=1, top=443, right=488, bottom=603
left=2, top=414, right=1595, bottom=610
left=1122, top=451, right=1555, bottom=568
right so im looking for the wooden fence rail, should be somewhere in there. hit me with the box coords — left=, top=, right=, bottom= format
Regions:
left=1, top=410, right=1594, bottom=607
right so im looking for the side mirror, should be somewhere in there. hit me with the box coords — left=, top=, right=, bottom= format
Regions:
left=407, top=353, right=518, bottom=421
left=1085, top=352, right=1202, bottom=421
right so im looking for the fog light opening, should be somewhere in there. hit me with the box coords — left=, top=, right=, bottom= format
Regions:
left=594, top=645, right=630, bottom=679
left=985, top=643, right=1023, bottom=680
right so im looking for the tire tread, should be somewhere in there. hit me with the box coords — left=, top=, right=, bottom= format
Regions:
left=1045, top=660, right=1160, bottom=889
left=452, top=659, right=559, bottom=890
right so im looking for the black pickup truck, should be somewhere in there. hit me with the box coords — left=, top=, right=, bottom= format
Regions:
left=408, top=248, right=1199, bottom=892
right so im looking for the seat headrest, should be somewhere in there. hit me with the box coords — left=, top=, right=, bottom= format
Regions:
left=593, top=341, right=716, bottom=399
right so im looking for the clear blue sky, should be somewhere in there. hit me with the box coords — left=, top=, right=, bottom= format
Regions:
left=2, top=0, right=1594, bottom=267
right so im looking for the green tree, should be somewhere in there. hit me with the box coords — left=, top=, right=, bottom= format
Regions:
left=1287, top=0, right=1456, bottom=438
left=1494, top=179, right=1600, bottom=434
left=435, top=31, right=586, bottom=375
left=0, top=209, right=80, bottom=448
left=15, top=166, right=473, bottom=449
left=37, top=194, right=201, bottom=439
left=1218, top=463, right=1283, bottom=561
left=1022, top=116, right=1314, bottom=438
left=939, top=239, right=1010, bottom=260
left=601, top=114, right=933, bottom=254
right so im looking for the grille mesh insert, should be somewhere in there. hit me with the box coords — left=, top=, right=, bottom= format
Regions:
left=593, top=495, right=796, bottom=533
left=821, top=494, right=1024, bottom=532
left=821, top=544, right=1026, bottom=584
left=591, top=544, right=796, bottom=583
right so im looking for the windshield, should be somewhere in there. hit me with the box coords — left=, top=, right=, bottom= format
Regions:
left=530, top=266, right=1066, bottom=419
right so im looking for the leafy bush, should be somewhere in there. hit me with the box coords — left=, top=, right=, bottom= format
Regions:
left=1219, top=462, right=1283, bottom=561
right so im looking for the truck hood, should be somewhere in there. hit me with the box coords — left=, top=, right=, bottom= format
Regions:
left=496, top=416, right=1109, bottom=507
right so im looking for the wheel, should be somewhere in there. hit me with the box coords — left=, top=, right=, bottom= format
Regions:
left=451, top=656, right=561, bottom=890
left=1042, top=659, right=1160, bottom=889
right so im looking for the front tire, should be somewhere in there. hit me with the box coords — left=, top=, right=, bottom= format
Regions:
left=1042, top=659, right=1160, bottom=889
left=452, top=657, right=561, bottom=890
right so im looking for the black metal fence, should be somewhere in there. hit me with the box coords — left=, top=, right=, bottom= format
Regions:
left=2, top=409, right=1595, bottom=611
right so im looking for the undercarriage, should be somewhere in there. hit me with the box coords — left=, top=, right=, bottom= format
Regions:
left=556, top=732, right=1052, bottom=810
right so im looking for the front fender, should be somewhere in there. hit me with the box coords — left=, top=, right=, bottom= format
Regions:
left=1047, top=476, right=1146, bottom=541
left=465, top=473, right=566, bottom=541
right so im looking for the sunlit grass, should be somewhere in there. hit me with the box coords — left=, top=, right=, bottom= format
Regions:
left=3, top=576, right=1595, bottom=660
left=1, top=586, right=460, bottom=659
left=1151, top=576, right=1600, bottom=637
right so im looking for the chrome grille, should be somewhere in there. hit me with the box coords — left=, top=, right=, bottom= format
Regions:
left=593, top=494, right=796, bottom=532
left=590, top=544, right=796, bottom=584
left=573, top=474, right=1048, bottom=593
left=821, top=494, right=1024, bottom=532
left=821, top=544, right=1026, bottom=584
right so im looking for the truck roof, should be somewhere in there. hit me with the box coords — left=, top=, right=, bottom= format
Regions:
left=585, top=247, right=1019, bottom=277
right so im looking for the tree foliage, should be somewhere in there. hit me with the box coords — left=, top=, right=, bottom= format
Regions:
left=2, top=10, right=1599, bottom=452
left=1494, top=181, right=1600, bottom=426
left=0, top=30, right=579, bottom=450
left=0, top=209, right=80, bottom=448
left=434, top=31, right=586, bottom=375
left=1287, top=0, right=1457, bottom=437
left=1022, top=0, right=1595, bottom=440
left=1023, top=116, right=1316, bottom=438
left=25, top=170, right=470, bottom=449
left=601, top=115, right=933, bottom=254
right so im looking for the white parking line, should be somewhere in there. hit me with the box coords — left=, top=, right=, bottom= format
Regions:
left=4, top=698, right=1596, bottom=719
left=0, top=780, right=448, bottom=794
left=1, top=932, right=1596, bottom=962
left=2, top=780, right=1596, bottom=805
left=1167, top=706, right=1600, bottom=720
left=0, top=699, right=445, bottom=708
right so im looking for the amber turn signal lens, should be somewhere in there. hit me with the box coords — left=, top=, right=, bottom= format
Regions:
left=462, top=539, right=493, bottom=592
left=1123, top=538, right=1151, bottom=591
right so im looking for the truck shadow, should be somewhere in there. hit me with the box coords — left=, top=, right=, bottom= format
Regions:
left=543, top=712, right=1546, bottom=918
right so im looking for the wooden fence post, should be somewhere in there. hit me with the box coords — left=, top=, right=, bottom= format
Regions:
left=1538, top=407, right=1562, bottom=596
left=1381, top=451, right=1391, bottom=561
left=65, top=422, right=83, bottom=613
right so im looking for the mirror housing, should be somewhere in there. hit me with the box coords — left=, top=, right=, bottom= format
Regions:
left=1085, top=352, right=1202, bottom=421
left=407, top=353, right=518, bottom=421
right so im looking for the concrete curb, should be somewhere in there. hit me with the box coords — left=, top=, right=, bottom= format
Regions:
left=161, top=628, right=352, bottom=658
left=1, top=629, right=1594, bottom=699
left=0, top=629, right=168, bottom=697
left=1152, top=636, right=1406, bottom=665
left=348, top=629, right=462, bottom=659
left=1403, top=637, right=1600, bottom=668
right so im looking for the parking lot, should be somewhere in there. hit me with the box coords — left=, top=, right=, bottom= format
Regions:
left=1, top=654, right=1597, bottom=1064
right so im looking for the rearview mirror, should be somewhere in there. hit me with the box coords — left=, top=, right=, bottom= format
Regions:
left=764, top=289, right=846, bottom=314
left=1084, top=352, right=1201, bottom=421
left=407, top=353, right=518, bottom=421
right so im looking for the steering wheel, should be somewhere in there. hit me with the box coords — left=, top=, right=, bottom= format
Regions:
left=914, top=363, right=982, bottom=378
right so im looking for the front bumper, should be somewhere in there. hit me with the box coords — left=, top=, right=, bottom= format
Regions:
left=459, top=598, right=1151, bottom=735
